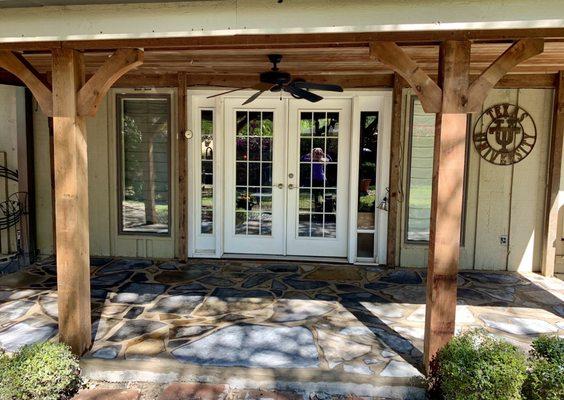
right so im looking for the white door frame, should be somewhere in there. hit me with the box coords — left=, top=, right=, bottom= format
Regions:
left=186, top=89, right=392, bottom=264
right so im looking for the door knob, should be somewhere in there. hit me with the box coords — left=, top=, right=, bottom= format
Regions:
left=275, top=183, right=284, bottom=189
left=288, top=183, right=295, bottom=190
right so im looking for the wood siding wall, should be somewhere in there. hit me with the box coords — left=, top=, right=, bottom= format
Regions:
left=399, top=88, right=555, bottom=272
left=31, top=88, right=560, bottom=272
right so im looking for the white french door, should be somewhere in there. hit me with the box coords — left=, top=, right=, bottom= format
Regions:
left=223, top=97, right=351, bottom=258
left=286, top=99, right=351, bottom=257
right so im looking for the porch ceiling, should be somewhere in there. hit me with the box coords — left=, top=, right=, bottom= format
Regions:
left=9, top=40, right=564, bottom=88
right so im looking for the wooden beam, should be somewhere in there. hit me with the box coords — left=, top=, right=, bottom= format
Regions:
left=52, top=48, right=91, bottom=355
left=77, top=48, right=143, bottom=116
left=542, top=72, right=564, bottom=277
left=177, top=72, right=188, bottom=261
left=467, top=38, right=545, bottom=111
left=0, top=50, right=53, bottom=116
left=369, top=42, right=442, bottom=113
left=387, top=74, right=403, bottom=267
left=1, top=27, right=563, bottom=51
left=110, top=73, right=395, bottom=89
left=423, top=40, right=470, bottom=371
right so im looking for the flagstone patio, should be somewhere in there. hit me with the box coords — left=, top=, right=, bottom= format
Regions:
left=0, top=258, right=563, bottom=397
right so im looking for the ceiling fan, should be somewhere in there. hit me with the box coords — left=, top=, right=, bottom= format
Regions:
left=207, top=54, right=344, bottom=104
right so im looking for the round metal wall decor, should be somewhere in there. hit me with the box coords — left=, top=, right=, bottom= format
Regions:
left=472, top=103, right=537, bottom=165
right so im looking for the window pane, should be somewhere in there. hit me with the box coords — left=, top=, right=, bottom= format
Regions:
left=357, top=111, right=378, bottom=230
left=119, top=96, right=170, bottom=234
left=201, top=109, right=214, bottom=234
left=406, top=99, right=435, bottom=241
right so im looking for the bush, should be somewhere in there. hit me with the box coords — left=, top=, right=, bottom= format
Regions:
left=0, top=342, right=82, bottom=400
left=428, top=329, right=527, bottom=400
left=522, top=335, right=564, bottom=400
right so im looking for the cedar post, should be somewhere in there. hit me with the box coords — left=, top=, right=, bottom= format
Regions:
left=387, top=74, right=403, bottom=266
left=542, top=72, right=564, bottom=277
left=423, top=41, right=470, bottom=369
left=52, top=48, right=92, bottom=354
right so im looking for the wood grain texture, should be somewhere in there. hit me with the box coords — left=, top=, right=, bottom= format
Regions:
left=467, top=39, right=545, bottom=111
left=77, top=48, right=143, bottom=116
left=0, top=50, right=53, bottom=116
left=369, top=42, right=442, bottom=113
left=52, top=48, right=91, bottom=355
left=542, top=72, right=564, bottom=277
left=386, top=74, right=403, bottom=267
left=423, top=41, right=470, bottom=370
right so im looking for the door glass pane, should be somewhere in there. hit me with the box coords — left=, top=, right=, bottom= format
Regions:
left=234, top=111, right=274, bottom=236
left=201, top=109, right=214, bottom=234
left=297, top=111, right=339, bottom=238
left=118, top=95, right=170, bottom=235
left=357, top=111, right=378, bottom=230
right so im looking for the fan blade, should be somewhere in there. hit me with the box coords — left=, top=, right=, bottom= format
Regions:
left=242, top=90, right=264, bottom=105
left=293, top=81, right=343, bottom=92
left=206, top=88, right=246, bottom=99
left=285, top=85, right=323, bottom=103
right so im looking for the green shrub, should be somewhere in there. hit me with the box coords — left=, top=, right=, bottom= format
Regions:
left=522, top=335, right=564, bottom=400
left=428, top=328, right=527, bottom=400
left=0, top=342, right=82, bottom=400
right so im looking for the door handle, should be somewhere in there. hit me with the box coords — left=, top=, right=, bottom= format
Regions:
left=274, top=183, right=284, bottom=189
left=288, top=183, right=295, bottom=190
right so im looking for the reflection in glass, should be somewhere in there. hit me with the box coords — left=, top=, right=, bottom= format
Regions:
left=119, top=96, right=170, bottom=234
left=357, top=112, right=378, bottom=230
left=235, top=111, right=275, bottom=236
left=297, top=111, right=339, bottom=238
left=201, top=110, right=214, bottom=234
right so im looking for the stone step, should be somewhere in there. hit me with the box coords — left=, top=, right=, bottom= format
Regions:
left=73, top=388, right=140, bottom=400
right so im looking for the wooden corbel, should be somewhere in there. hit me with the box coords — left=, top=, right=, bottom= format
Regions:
left=0, top=50, right=53, bottom=116
left=370, top=42, right=442, bottom=113
left=77, top=48, right=144, bottom=117
left=467, top=38, right=544, bottom=112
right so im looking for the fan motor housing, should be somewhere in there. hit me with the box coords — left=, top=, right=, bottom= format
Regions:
left=260, top=70, right=291, bottom=85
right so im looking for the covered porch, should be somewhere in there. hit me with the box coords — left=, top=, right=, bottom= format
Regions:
left=0, top=2, right=564, bottom=384
left=1, top=258, right=563, bottom=396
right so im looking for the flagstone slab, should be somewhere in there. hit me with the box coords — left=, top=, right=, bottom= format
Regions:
left=99, top=259, right=152, bottom=274
left=91, top=272, right=132, bottom=288
left=125, top=338, right=165, bottom=359
left=0, top=316, right=57, bottom=352
left=480, top=315, right=558, bottom=335
left=112, top=283, right=168, bottom=304
left=304, top=267, right=362, bottom=282
left=270, top=299, right=334, bottom=322
left=156, top=270, right=210, bottom=284
left=148, top=295, right=204, bottom=315
left=171, top=324, right=319, bottom=368
left=380, top=270, right=422, bottom=285
left=283, top=276, right=329, bottom=290
left=379, top=360, right=423, bottom=378
left=316, top=330, right=371, bottom=369
left=91, top=345, right=121, bottom=359
left=242, top=273, right=276, bottom=288
left=74, top=389, right=140, bottom=400
left=107, top=319, right=168, bottom=342
left=0, top=299, right=35, bottom=320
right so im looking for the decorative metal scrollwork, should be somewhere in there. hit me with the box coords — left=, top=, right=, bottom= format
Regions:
left=472, top=103, right=537, bottom=166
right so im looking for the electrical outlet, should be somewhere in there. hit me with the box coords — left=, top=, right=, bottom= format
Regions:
left=499, top=235, right=508, bottom=246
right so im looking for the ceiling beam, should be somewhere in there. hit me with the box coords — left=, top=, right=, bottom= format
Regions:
left=0, top=28, right=563, bottom=51
left=467, top=38, right=545, bottom=111
left=77, top=48, right=143, bottom=116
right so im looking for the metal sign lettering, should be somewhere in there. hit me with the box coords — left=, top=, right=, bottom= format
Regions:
left=472, top=103, right=536, bottom=165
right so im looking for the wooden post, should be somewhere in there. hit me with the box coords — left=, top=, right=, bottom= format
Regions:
left=542, top=72, right=564, bottom=277
left=52, top=48, right=91, bottom=355
left=423, top=41, right=470, bottom=369
left=177, top=72, right=188, bottom=261
left=387, top=74, right=403, bottom=266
